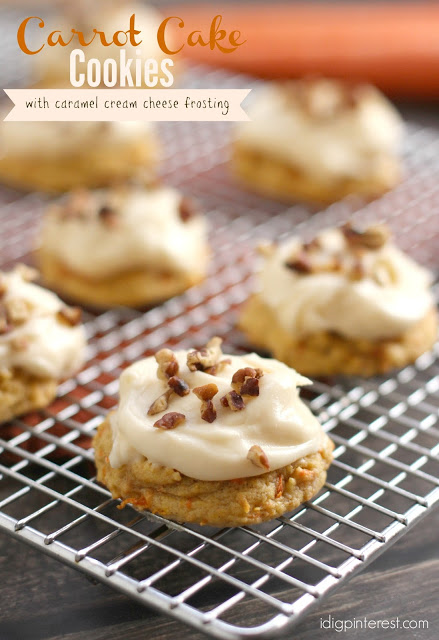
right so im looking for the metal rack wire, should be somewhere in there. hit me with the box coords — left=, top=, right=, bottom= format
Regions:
left=0, top=65, right=439, bottom=639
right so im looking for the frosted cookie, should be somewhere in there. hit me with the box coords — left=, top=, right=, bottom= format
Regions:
left=0, top=119, right=159, bottom=193
left=34, top=2, right=175, bottom=89
left=239, top=224, right=437, bottom=377
left=38, top=184, right=209, bottom=308
left=232, top=79, right=403, bottom=204
left=93, top=337, right=334, bottom=526
left=0, top=265, right=87, bottom=423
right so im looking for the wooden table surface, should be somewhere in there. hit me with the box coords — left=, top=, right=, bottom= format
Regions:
left=0, top=503, right=437, bottom=640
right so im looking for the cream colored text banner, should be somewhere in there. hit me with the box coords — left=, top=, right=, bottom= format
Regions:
left=3, top=89, right=251, bottom=122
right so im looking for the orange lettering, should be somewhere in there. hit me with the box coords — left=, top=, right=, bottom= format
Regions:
left=128, top=14, right=142, bottom=47
left=17, top=16, right=45, bottom=55
left=71, top=29, right=97, bottom=47
left=229, top=30, right=246, bottom=50
left=187, top=30, right=208, bottom=47
left=47, top=30, right=74, bottom=47
left=157, top=16, right=184, bottom=55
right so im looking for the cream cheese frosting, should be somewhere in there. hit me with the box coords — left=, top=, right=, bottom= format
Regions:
left=108, top=349, right=325, bottom=481
left=0, top=120, right=153, bottom=159
left=0, top=268, right=86, bottom=379
left=258, top=227, right=434, bottom=341
left=41, top=185, right=208, bottom=279
left=235, top=80, right=403, bottom=181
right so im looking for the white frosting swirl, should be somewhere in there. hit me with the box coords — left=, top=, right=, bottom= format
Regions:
left=0, top=270, right=86, bottom=379
left=109, top=350, right=325, bottom=481
left=258, top=229, right=434, bottom=341
left=235, top=81, right=403, bottom=180
left=41, top=186, right=208, bottom=278
left=0, top=120, right=153, bottom=158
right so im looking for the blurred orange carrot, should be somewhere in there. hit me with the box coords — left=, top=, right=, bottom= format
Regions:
left=165, top=2, right=439, bottom=98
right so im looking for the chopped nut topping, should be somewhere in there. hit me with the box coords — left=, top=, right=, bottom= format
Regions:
left=14, top=264, right=38, bottom=282
left=187, top=337, right=223, bottom=372
left=220, top=390, right=245, bottom=411
left=303, top=238, right=321, bottom=252
left=232, top=367, right=263, bottom=397
left=348, top=259, right=366, bottom=282
left=193, top=383, right=219, bottom=423
left=155, top=348, right=179, bottom=381
left=282, top=78, right=362, bottom=120
left=153, top=412, right=186, bottom=430
left=57, top=306, right=82, bottom=327
left=285, top=253, right=313, bottom=274
left=4, top=298, right=31, bottom=325
left=0, top=277, right=7, bottom=298
left=201, top=400, right=217, bottom=423
left=168, top=376, right=190, bottom=397
left=286, top=252, right=342, bottom=275
left=99, top=207, right=117, bottom=227
left=231, top=367, right=262, bottom=384
left=241, top=377, right=260, bottom=397
left=342, top=223, right=390, bottom=250
left=247, top=445, right=270, bottom=470
left=178, top=196, right=199, bottom=223
left=98, top=205, right=118, bottom=228
left=205, top=358, right=232, bottom=376
left=147, top=389, right=173, bottom=416
left=193, top=383, right=219, bottom=402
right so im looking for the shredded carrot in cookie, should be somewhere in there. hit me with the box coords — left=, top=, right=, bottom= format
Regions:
left=275, top=475, right=285, bottom=498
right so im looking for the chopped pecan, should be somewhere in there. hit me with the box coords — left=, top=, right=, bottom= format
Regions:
left=232, top=367, right=263, bottom=397
left=241, top=377, right=260, bottom=397
left=57, top=306, right=82, bottom=327
left=187, top=336, right=223, bottom=372
left=348, top=259, right=366, bottom=281
left=285, top=253, right=313, bottom=274
left=148, top=389, right=173, bottom=415
left=193, top=383, right=219, bottom=401
left=153, top=412, right=185, bottom=430
left=4, top=298, right=31, bottom=325
left=231, top=367, right=262, bottom=384
left=0, top=277, right=7, bottom=298
left=220, top=390, right=245, bottom=411
left=168, top=376, right=190, bottom=397
left=179, top=196, right=199, bottom=223
left=205, top=358, right=232, bottom=376
left=193, top=383, right=219, bottom=423
left=247, top=445, right=270, bottom=470
left=303, top=237, right=321, bottom=252
left=342, top=223, right=390, bottom=250
left=155, top=348, right=179, bottom=381
left=201, top=400, right=217, bottom=423
left=98, top=205, right=118, bottom=228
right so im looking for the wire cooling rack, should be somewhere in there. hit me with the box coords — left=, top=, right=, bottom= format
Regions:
left=1, top=64, right=439, bottom=639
